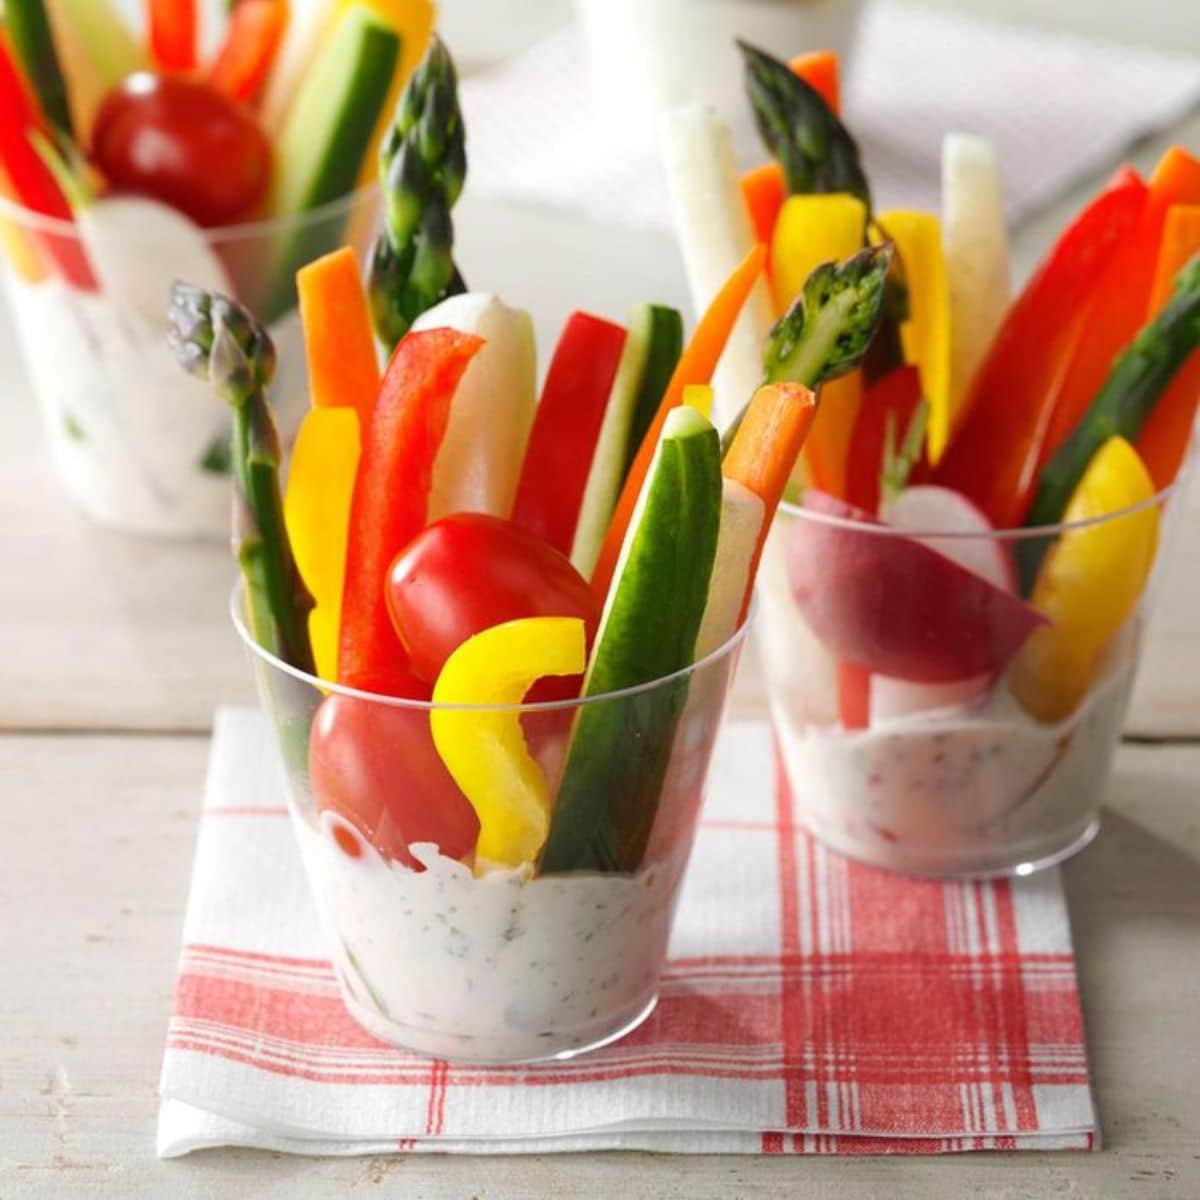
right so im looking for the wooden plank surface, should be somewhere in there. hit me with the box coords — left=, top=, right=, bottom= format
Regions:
left=1, top=732, right=1197, bottom=1197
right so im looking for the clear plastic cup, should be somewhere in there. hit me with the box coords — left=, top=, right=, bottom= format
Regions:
left=755, top=474, right=1187, bottom=878
left=233, top=585, right=749, bottom=1063
left=0, top=186, right=378, bottom=538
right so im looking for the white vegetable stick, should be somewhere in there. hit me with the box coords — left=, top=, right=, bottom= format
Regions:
left=260, top=0, right=331, bottom=134
left=412, top=293, right=537, bottom=522
left=694, top=478, right=764, bottom=659
left=660, top=104, right=775, bottom=430
left=942, top=133, right=1012, bottom=420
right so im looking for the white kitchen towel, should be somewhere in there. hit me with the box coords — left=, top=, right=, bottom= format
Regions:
left=157, top=707, right=1096, bottom=1157
left=459, top=1, right=1200, bottom=230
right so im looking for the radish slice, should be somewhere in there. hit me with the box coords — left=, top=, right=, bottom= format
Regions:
left=695, top=478, right=764, bottom=659
left=412, top=293, right=537, bottom=522
left=659, top=103, right=775, bottom=429
left=788, top=489, right=1045, bottom=684
left=874, top=486, right=1022, bottom=720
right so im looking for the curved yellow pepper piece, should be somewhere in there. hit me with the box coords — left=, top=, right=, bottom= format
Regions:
left=876, top=210, right=952, bottom=463
left=283, top=408, right=360, bottom=680
left=683, top=383, right=714, bottom=419
left=431, top=617, right=587, bottom=868
left=770, top=193, right=867, bottom=315
left=1012, top=437, right=1159, bottom=723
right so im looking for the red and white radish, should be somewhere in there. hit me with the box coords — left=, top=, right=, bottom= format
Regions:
left=787, top=488, right=1045, bottom=684
left=871, top=484, right=1016, bottom=719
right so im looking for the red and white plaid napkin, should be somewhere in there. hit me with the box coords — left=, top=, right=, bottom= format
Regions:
left=157, top=707, right=1098, bottom=1157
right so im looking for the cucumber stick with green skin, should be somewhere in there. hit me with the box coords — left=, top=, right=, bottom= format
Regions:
left=260, top=6, right=401, bottom=321
left=7, top=0, right=74, bottom=136
left=540, top=406, right=722, bottom=875
left=570, top=302, right=684, bottom=576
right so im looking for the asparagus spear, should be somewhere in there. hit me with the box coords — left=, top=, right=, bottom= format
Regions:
left=721, top=244, right=892, bottom=453
left=1017, top=251, right=1200, bottom=591
left=739, top=41, right=907, bottom=380
left=367, top=35, right=467, bottom=351
left=168, top=283, right=316, bottom=674
left=738, top=40, right=870, bottom=210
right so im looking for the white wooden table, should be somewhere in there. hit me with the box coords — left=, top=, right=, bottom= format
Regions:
left=3, top=86, right=1200, bottom=1200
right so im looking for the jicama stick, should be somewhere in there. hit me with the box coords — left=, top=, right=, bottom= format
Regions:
left=941, top=133, right=1011, bottom=431
left=589, top=242, right=767, bottom=599
left=660, top=104, right=775, bottom=428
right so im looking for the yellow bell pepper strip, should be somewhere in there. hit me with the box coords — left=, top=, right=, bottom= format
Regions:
left=1011, top=437, right=1159, bottom=723
left=768, top=195, right=865, bottom=498
left=770, top=193, right=866, bottom=314
left=0, top=168, right=47, bottom=282
left=430, top=617, right=587, bottom=868
left=876, top=210, right=952, bottom=462
left=284, top=408, right=360, bottom=680
left=683, top=383, right=714, bottom=419
left=285, top=249, right=379, bottom=679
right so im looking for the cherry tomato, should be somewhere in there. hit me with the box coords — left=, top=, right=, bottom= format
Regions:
left=91, top=72, right=271, bottom=227
left=386, top=513, right=602, bottom=690
left=309, top=692, right=480, bottom=870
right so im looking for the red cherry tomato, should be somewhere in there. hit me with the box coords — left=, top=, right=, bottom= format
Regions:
left=91, top=72, right=271, bottom=227
left=309, top=692, right=480, bottom=870
left=386, top=513, right=602, bottom=692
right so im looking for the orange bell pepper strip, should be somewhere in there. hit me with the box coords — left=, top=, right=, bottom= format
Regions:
left=1136, top=203, right=1200, bottom=488
left=208, top=0, right=289, bottom=105
left=738, top=51, right=843, bottom=255
left=722, top=381, right=817, bottom=621
left=932, top=168, right=1146, bottom=528
left=590, top=243, right=767, bottom=598
left=296, top=247, right=381, bottom=424
left=1039, top=146, right=1200, bottom=471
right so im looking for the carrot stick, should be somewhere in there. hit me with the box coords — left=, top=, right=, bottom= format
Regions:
left=1135, top=204, right=1200, bottom=488
left=737, top=51, right=842, bottom=252
left=740, top=162, right=785, bottom=248
left=296, top=246, right=381, bottom=426
left=789, top=49, right=840, bottom=113
left=722, top=381, right=817, bottom=620
left=590, top=243, right=768, bottom=598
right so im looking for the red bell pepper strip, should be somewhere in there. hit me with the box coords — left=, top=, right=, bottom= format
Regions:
left=511, top=312, right=626, bottom=556
left=0, top=41, right=94, bottom=288
left=208, top=0, right=289, bottom=105
left=932, top=168, right=1146, bottom=528
left=591, top=242, right=767, bottom=598
left=338, top=328, right=483, bottom=695
left=1136, top=203, right=1200, bottom=488
left=147, top=0, right=197, bottom=72
left=844, top=365, right=922, bottom=513
left=1039, top=147, right=1200, bottom=473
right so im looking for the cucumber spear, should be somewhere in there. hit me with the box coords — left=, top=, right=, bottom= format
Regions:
left=1018, top=251, right=1200, bottom=591
left=168, top=283, right=315, bottom=674
left=721, top=243, right=892, bottom=453
left=367, top=35, right=467, bottom=351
